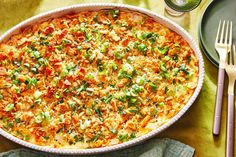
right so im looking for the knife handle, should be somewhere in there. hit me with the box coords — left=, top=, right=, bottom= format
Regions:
left=226, top=94, right=234, bottom=157
left=213, top=67, right=225, bottom=135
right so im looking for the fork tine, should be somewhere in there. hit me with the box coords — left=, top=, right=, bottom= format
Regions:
left=215, top=20, right=221, bottom=45
left=220, top=20, right=225, bottom=43
left=224, top=21, right=229, bottom=45
left=229, top=21, right=233, bottom=46
left=233, top=45, right=236, bottom=65
left=229, top=45, right=232, bottom=65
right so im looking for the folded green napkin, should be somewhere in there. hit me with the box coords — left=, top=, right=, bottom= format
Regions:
left=0, top=138, right=194, bottom=157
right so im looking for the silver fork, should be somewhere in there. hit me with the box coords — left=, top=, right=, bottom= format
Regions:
left=213, top=20, right=232, bottom=135
left=225, top=45, right=236, bottom=157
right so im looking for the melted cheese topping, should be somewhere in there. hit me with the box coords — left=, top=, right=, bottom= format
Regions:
left=0, top=10, right=198, bottom=148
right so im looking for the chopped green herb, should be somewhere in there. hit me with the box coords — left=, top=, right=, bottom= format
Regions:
left=131, top=84, right=143, bottom=93
left=136, top=76, right=145, bottom=85
left=164, top=56, right=171, bottom=61
left=38, top=58, right=49, bottom=66
left=149, top=83, right=157, bottom=92
left=129, top=133, right=136, bottom=140
left=180, top=64, right=189, bottom=74
left=77, top=82, right=89, bottom=95
left=35, top=113, right=43, bottom=123
left=173, top=68, right=180, bottom=76
left=62, top=38, right=71, bottom=44
left=101, top=95, right=113, bottom=104
left=55, top=45, right=63, bottom=50
left=88, top=135, right=99, bottom=142
left=95, top=108, right=102, bottom=117
left=68, top=101, right=77, bottom=111
left=160, top=62, right=167, bottom=72
left=129, top=109, right=139, bottom=114
left=15, top=118, right=21, bottom=123
left=93, top=15, right=98, bottom=22
left=5, top=103, right=14, bottom=112
left=164, top=86, right=168, bottom=94
left=118, top=133, right=128, bottom=142
left=54, top=92, right=61, bottom=99
left=111, top=9, right=120, bottom=19
left=0, top=93, right=3, bottom=100
left=137, top=43, right=147, bottom=54
left=159, top=102, right=164, bottom=107
left=118, top=63, right=136, bottom=79
left=112, top=63, right=118, bottom=70
left=77, top=45, right=83, bottom=51
left=23, top=63, right=30, bottom=68
left=158, top=46, right=169, bottom=54
left=59, top=114, right=64, bottom=122
left=31, top=67, right=38, bottom=74
left=110, top=128, right=118, bottom=134
left=161, top=72, right=170, bottom=79
left=32, top=51, right=41, bottom=59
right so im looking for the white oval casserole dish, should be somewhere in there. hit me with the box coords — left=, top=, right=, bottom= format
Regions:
left=0, top=3, right=204, bottom=155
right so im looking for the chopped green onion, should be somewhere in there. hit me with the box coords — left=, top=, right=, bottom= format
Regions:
left=23, top=63, right=30, bottom=68
left=68, top=101, right=76, bottom=111
left=59, top=114, right=64, bottom=122
left=159, top=102, right=164, bottom=107
left=136, top=76, right=145, bottom=85
left=54, top=92, right=60, bottom=99
left=161, top=72, right=170, bottom=79
left=164, top=56, right=171, bottom=61
left=77, top=45, right=83, bottom=51
left=101, top=95, right=113, bottom=104
left=5, top=103, right=14, bottom=112
left=180, top=64, right=189, bottom=74
left=38, top=58, right=49, bottom=66
left=118, top=133, right=128, bottom=142
left=62, top=38, right=71, bottom=44
left=35, top=113, right=43, bottom=123
left=31, top=67, right=38, bottom=74
left=43, top=111, right=51, bottom=122
left=77, top=82, right=89, bottom=95
left=129, top=133, right=136, bottom=140
left=93, top=15, right=98, bottom=22
left=158, top=46, right=169, bottom=54
left=55, top=45, right=63, bottom=50
left=95, top=108, right=102, bottom=117
left=110, top=128, right=118, bottom=134
left=160, top=62, right=167, bottom=72
left=137, top=43, right=147, bottom=54
left=149, top=83, right=157, bottom=92
left=0, top=93, right=3, bottom=100
left=15, top=118, right=21, bottom=123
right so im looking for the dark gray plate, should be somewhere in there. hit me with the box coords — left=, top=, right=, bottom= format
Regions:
left=198, top=0, right=236, bottom=67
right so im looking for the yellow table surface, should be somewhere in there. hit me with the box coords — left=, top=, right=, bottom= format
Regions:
left=0, top=0, right=231, bottom=157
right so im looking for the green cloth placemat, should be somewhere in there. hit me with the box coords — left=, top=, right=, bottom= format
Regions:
left=0, top=138, right=194, bottom=157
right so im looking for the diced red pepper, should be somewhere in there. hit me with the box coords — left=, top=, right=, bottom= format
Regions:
left=47, top=45, right=55, bottom=53
left=33, top=127, right=46, bottom=141
left=46, top=87, right=55, bottom=97
left=19, top=51, right=24, bottom=58
left=122, top=38, right=129, bottom=47
left=0, top=54, right=6, bottom=61
left=45, top=67, right=53, bottom=76
left=44, top=26, right=54, bottom=35
left=58, top=29, right=68, bottom=39
left=79, top=67, right=86, bottom=74
left=8, top=52, right=14, bottom=61
left=12, top=94, right=18, bottom=101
